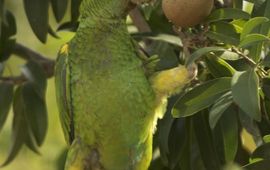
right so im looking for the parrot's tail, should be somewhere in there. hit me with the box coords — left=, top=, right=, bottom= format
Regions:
left=65, top=139, right=103, bottom=170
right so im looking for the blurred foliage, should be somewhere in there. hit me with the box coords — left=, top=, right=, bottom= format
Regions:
left=0, top=0, right=270, bottom=169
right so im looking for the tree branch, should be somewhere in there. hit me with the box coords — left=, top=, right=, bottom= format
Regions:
left=0, top=43, right=55, bottom=84
left=13, top=43, right=55, bottom=77
left=129, top=7, right=151, bottom=33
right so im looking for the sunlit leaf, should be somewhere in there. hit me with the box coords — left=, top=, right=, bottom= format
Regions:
left=240, top=17, right=269, bottom=40
left=239, top=34, right=270, bottom=48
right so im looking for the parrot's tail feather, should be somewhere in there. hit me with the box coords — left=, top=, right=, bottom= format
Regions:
left=65, top=139, right=104, bottom=170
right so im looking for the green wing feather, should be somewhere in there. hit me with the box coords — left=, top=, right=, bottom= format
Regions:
left=55, top=44, right=74, bottom=145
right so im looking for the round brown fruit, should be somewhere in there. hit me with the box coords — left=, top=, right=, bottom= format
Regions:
left=162, top=0, right=214, bottom=28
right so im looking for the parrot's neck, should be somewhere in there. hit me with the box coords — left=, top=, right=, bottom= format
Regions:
left=80, top=0, right=134, bottom=20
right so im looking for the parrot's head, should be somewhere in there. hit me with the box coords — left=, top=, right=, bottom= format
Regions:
left=80, top=0, right=155, bottom=19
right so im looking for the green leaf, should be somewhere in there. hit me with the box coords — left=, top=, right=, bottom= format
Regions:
left=207, top=8, right=250, bottom=23
left=231, top=69, right=261, bottom=121
left=241, top=17, right=269, bottom=40
left=71, top=0, right=82, bottom=22
left=238, top=109, right=262, bottom=144
left=0, top=82, right=13, bottom=131
left=193, top=112, right=221, bottom=170
left=219, top=106, right=238, bottom=162
left=251, top=143, right=270, bottom=160
left=23, top=0, right=49, bottom=43
left=172, top=77, right=232, bottom=118
left=243, top=159, right=270, bottom=170
left=219, top=51, right=240, bottom=61
left=50, top=0, right=68, bottom=22
left=239, top=34, right=270, bottom=48
left=186, top=47, right=227, bottom=66
left=208, top=21, right=240, bottom=45
left=205, top=54, right=236, bottom=78
left=209, top=92, right=233, bottom=129
left=1, top=86, right=26, bottom=167
left=233, top=0, right=243, bottom=9
left=262, top=78, right=270, bottom=99
left=22, top=82, right=48, bottom=146
left=21, top=61, right=47, bottom=98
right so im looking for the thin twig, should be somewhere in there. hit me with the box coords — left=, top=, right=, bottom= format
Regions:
left=231, top=47, right=268, bottom=76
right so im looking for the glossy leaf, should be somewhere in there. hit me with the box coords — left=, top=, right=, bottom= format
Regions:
left=208, top=21, right=240, bottom=45
left=209, top=92, right=233, bottom=129
left=231, top=69, right=261, bottom=121
left=186, top=47, right=227, bottom=66
left=0, top=82, right=13, bottom=131
left=23, top=0, right=49, bottom=43
left=205, top=54, right=235, bottom=78
left=240, top=17, right=269, bottom=40
left=207, top=8, right=250, bottom=23
left=50, top=0, right=68, bottom=22
left=172, top=77, right=232, bottom=118
left=239, top=34, right=270, bottom=48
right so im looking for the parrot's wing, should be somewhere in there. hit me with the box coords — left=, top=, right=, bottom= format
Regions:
left=55, top=44, right=74, bottom=145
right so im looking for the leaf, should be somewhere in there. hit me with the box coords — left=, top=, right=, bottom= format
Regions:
left=219, top=106, right=238, bottom=162
left=219, top=51, right=240, bottom=61
left=186, top=47, right=227, bottom=66
left=209, top=91, right=233, bottom=129
left=1, top=86, right=26, bottom=167
left=251, top=143, right=270, bottom=160
left=21, top=61, right=47, bottom=98
left=23, top=0, right=49, bottom=43
left=238, top=109, right=262, bottom=145
left=205, top=54, right=235, bottom=78
left=172, top=77, right=232, bottom=118
left=262, top=78, right=270, bottom=99
left=71, top=0, right=82, bottom=22
left=206, top=8, right=250, bottom=23
left=208, top=21, right=240, bottom=45
left=22, top=82, right=48, bottom=146
left=239, top=34, right=270, bottom=48
left=50, top=0, right=68, bottom=22
left=193, top=112, right=221, bottom=170
left=231, top=69, right=261, bottom=121
left=0, top=82, right=13, bottom=131
left=243, top=159, right=270, bottom=170
left=241, top=17, right=269, bottom=40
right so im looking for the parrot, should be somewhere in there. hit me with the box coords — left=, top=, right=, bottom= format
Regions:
left=55, top=0, right=196, bottom=170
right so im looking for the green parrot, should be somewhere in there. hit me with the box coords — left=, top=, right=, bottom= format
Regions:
left=55, top=0, right=196, bottom=170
